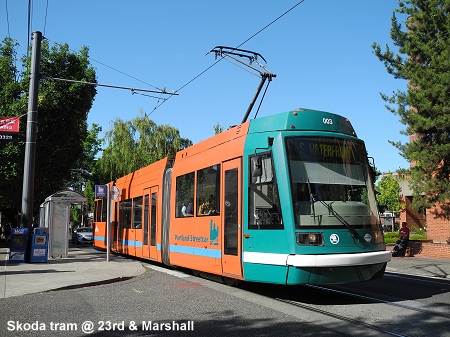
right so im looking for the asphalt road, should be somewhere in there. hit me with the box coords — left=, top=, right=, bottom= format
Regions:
left=1, top=263, right=348, bottom=337
left=1, top=260, right=450, bottom=337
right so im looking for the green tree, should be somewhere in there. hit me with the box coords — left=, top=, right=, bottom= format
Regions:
left=376, top=174, right=404, bottom=214
left=0, top=38, right=22, bottom=209
left=96, top=111, right=192, bottom=182
left=372, top=0, right=450, bottom=210
left=0, top=38, right=97, bottom=217
left=214, top=122, right=224, bottom=135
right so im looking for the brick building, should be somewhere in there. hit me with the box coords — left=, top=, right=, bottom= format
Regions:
left=382, top=171, right=450, bottom=259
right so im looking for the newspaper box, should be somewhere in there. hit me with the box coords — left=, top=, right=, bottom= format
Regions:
left=29, top=227, right=49, bottom=263
left=9, top=228, right=28, bottom=262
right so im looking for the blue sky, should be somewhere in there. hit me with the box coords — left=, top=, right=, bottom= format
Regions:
left=1, top=0, right=410, bottom=174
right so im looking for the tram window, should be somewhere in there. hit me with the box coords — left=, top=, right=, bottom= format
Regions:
left=143, top=195, right=149, bottom=245
left=150, top=192, right=157, bottom=246
left=175, top=172, right=195, bottom=218
left=251, top=156, right=273, bottom=183
left=94, top=200, right=104, bottom=222
left=133, top=196, right=143, bottom=229
left=196, top=164, right=220, bottom=216
left=248, top=153, right=283, bottom=230
left=102, top=200, right=107, bottom=222
left=122, top=199, right=132, bottom=228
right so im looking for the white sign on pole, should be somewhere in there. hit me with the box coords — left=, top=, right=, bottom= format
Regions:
left=111, top=186, right=120, bottom=200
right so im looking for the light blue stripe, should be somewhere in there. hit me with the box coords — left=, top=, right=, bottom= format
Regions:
left=93, top=236, right=143, bottom=248
left=122, top=240, right=143, bottom=248
left=170, top=245, right=221, bottom=258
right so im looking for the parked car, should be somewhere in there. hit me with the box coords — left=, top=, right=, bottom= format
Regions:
left=72, top=227, right=93, bottom=244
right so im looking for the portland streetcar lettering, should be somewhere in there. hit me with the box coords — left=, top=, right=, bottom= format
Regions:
left=174, top=234, right=208, bottom=243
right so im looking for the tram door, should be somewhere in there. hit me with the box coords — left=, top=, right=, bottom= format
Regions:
left=111, top=201, right=123, bottom=253
left=142, top=186, right=158, bottom=260
left=221, top=158, right=242, bottom=278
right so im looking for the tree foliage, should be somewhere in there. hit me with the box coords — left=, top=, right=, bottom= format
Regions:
left=376, top=174, right=405, bottom=213
left=0, top=37, right=97, bottom=217
left=96, top=111, right=192, bottom=182
left=214, top=122, right=224, bottom=135
left=372, top=0, right=450, bottom=210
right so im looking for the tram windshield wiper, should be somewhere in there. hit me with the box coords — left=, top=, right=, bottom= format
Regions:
left=310, top=194, right=366, bottom=244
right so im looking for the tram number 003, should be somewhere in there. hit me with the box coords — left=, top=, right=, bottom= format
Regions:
left=322, top=118, right=333, bottom=125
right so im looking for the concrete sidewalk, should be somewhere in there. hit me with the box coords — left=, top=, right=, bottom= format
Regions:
left=0, top=246, right=449, bottom=299
left=386, top=255, right=450, bottom=279
left=0, top=246, right=146, bottom=298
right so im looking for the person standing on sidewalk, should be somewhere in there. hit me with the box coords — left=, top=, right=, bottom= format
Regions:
left=392, top=222, right=410, bottom=257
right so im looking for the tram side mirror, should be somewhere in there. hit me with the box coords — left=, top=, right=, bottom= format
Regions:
left=251, top=156, right=262, bottom=178
left=367, top=157, right=377, bottom=183
left=251, top=155, right=273, bottom=183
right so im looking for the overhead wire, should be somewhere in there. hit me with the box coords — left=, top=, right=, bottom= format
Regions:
left=44, top=38, right=167, bottom=95
left=149, top=0, right=306, bottom=114
left=19, top=1, right=305, bottom=116
left=43, top=0, right=48, bottom=36
left=27, top=0, right=32, bottom=58
left=5, top=0, right=11, bottom=38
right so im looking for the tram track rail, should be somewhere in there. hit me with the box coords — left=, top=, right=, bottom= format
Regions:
left=274, top=296, right=409, bottom=337
left=145, top=262, right=450, bottom=337
left=249, top=275, right=450, bottom=337
left=304, top=283, right=450, bottom=321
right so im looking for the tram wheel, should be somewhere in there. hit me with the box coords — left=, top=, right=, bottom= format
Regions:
left=191, top=269, right=201, bottom=277
left=222, top=277, right=239, bottom=287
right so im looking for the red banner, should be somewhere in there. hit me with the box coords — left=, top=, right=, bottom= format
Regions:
left=0, top=117, right=20, bottom=133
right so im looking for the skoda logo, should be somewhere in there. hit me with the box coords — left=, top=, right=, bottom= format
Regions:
left=364, top=234, right=372, bottom=242
left=330, top=234, right=339, bottom=244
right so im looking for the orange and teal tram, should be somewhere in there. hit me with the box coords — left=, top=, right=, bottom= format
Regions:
left=93, top=108, right=391, bottom=285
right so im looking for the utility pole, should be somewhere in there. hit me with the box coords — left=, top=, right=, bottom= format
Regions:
left=21, top=31, right=42, bottom=230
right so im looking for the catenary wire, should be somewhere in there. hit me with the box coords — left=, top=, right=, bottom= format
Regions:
left=149, top=0, right=306, bottom=114
left=22, top=2, right=305, bottom=115
left=43, top=38, right=166, bottom=94
left=43, top=0, right=49, bottom=36
left=5, top=0, right=11, bottom=38
left=27, top=0, right=32, bottom=58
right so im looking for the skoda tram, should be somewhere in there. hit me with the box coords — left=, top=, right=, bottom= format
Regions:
left=93, top=108, right=391, bottom=285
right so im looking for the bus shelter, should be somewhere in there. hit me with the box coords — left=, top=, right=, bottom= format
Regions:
left=39, top=190, right=86, bottom=258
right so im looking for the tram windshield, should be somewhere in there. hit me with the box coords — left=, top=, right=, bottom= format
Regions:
left=286, top=137, right=379, bottom=228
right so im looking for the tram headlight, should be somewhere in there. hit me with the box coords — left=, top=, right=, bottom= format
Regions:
left=296, top=232, right=324, bottom=246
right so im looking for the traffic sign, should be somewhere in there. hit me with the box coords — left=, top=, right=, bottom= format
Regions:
left=95, top=185, right=108, bottom=198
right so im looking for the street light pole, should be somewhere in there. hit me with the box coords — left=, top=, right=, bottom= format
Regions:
left=21, top=31, right=42, bottom=230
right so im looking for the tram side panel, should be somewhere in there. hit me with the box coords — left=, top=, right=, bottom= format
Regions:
left=107, top=158, right=169, bottom=262
left=168, top=124, right=249, bottom=277
left=93, top=197, right=108, bottom=249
